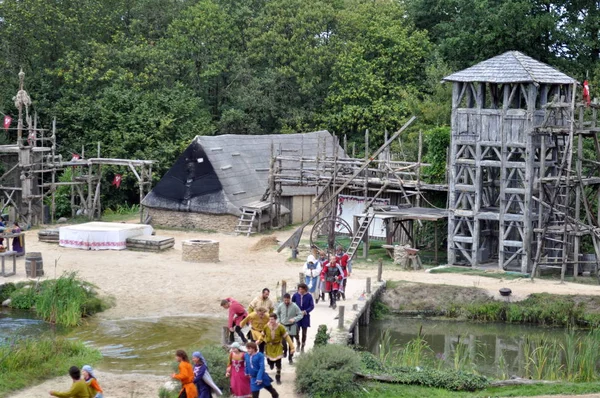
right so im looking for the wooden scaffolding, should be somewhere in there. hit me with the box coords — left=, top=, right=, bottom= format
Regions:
left=0, top=71, right=154, bottom=226
left=276, top=117, right=449, bottom=258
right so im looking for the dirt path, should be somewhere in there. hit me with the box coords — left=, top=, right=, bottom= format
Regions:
left=4, top=223, right=600, bottom=397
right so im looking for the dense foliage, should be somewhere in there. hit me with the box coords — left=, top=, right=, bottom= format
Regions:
left=0, top=0, right=598, bottom=204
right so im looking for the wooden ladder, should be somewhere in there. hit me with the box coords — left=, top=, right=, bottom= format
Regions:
left=235, top=209, right=258, bottom=236
left=346, top=211, right=375, bottom=260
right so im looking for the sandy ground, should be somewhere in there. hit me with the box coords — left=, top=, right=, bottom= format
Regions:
left=4, top=222, right=600, bottom=397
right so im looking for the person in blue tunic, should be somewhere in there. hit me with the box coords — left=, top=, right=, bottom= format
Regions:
left=192, top=351, right=212, bottom=398
left=244, top=342, right=279, bottom=398
left=291, top=283, right=314, bottom=352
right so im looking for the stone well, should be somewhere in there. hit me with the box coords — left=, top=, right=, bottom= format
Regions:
left=182, top=239, right=219, bottom=263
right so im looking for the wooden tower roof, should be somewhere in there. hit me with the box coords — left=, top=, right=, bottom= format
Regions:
left=443, top=51, right=576, bottom=84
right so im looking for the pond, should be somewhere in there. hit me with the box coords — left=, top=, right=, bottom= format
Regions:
left=0, top=309, right=222, bottom=374
left=359, top=317, right=591, bottom=379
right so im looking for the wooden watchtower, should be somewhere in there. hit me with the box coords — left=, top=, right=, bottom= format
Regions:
left=444, top=51, right=578, bottom=272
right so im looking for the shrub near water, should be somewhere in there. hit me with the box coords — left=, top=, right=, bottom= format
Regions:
left=296, top=344, right=361, bottom=397
left=9, top=272, right=111, bottom=327
left=0, top=336, right=101, bottom=396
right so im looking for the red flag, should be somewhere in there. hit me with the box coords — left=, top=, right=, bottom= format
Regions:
left=3, top=115, right=11, bottom=131
left=112, top=174, right=122, bottom=188
left=583, top=80, right=591, bottom=106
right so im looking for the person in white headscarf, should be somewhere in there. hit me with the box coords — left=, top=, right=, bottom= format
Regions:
left=302, top=255, right=322, bottom=302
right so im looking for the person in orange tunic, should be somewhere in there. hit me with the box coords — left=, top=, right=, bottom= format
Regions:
left=172, top=350, right=199, bottom=398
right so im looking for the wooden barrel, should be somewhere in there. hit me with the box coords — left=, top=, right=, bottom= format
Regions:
left=25, top=252, right=44, bottom=277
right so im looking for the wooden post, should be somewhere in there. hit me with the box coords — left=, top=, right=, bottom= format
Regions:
left=281, top=280, right=287, bottom=299
left=416, top=130, right=423, bottom=207
left=366, top=277, right=371, bottom=294
left=377, top=258, right=383, bottom=282
left=363, top=129, right=369, bottom=258
left=352, top=303, right=358, bottom=311
left=337, top=305, right=345, bottom=329
left=352, top=142, right=356, bottom=158
left=434, top=221, right=439, bottom=265
left=299, top=272, right=304, bottom=285
left=354, top=323, right=360, bottom=346
left=221, top=326, right=230, bottom=345
left=343, top=134, right=347, bottom=155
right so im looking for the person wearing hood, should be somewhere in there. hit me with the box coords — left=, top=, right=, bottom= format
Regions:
left=82, top=365, right=103, bottom=398
left=192, top=351, right=212, bottom=398
left=226, top=343, right=252, bottom=398
left=302, top=255, right=322, bottom=302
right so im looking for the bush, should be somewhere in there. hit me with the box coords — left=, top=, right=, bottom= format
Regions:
left=383, top=366, right=489, bottom=391
left=9, top=287, right=37, bottom=309
left=295, top=344, right=361, bottom=397
left=0, top=282, right=16, bottom=302
left=314, top=324, right=330, bottom=347
left=194, top=345, right=230, bottom=396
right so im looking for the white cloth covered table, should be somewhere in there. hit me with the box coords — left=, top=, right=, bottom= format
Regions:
left=59, top=222, right=153, bottom=250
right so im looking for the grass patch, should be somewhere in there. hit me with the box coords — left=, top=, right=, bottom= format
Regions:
left=382, top=281, right=600, bottom=327
left=428, top=266, right=529, bottom=280
left=353, top=381, right=600, bottom=397
left=0, top=336, right=102, bottom=397
left=8, top=272, right=112, bottom=326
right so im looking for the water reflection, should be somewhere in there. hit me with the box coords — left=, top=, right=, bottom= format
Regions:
left=360, top=318, right=585, bottom=378
left=0, top=310, right=222, bottom=374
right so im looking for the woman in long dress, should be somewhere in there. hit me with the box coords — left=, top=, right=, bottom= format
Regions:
left=226, top=343, right=252, bottom=398
left=192, top=351, right=212, bottom=398
left=11, top=222, right=23, bottom=254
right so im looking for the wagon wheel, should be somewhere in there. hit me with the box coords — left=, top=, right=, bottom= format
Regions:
left=309, top=216, right=353, bottom=254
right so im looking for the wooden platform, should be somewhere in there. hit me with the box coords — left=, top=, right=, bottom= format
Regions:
left=126, top=235, right=174, bottom=252
left=38, top=229, right=59, bottom=243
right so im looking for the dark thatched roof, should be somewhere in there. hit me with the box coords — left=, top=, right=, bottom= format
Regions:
left=443, top=51, right=576, bottom=84
left=142, top=131, right=342, bottom=216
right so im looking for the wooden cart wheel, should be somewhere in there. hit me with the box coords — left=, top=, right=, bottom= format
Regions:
left=309, top=216, right=353, bottom=254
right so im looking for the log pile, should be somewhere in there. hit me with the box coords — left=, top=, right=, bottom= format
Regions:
left=38, top=229, right=59, bottom=243
left=126, top=235, right=175, bottom=252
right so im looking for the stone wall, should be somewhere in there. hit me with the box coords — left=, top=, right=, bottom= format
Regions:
left=145, top=207, right=238, bottom=232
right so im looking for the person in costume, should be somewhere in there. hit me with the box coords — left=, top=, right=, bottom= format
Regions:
left=11, top=222, right=23, bottom=254
left=244, top=342, right=279, bottom=398
left=82, top=365, right=103, bottom=398
left=275, top=293, right=303, bottom=364
left=320, top=254, right=344, bottom=309
left=316, top=250, right=328, bottom=302
left=226, top=342, right=252, bottom=398
left=335, top=246, right=352, bottom=300
left=258, top=313, right=294, bottom=385
left=302, top=255, right=322, bottom=302
left=221, top=298, right=248, bottom=344
left=49, top=366, right=90, bottom=398
left=291, top=283, right=314, bottom=352
left=192, top=351, right=212, bottom=398
left=240, top=307, right=270, bottom=353
left=248, top=288, right=274, bottom=314
left=172, top=349, right=199, bottom=398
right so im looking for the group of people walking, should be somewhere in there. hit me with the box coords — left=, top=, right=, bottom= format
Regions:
left=303, top=246, right=352, bottom=310
left=168, top=246, right=352, bottom=398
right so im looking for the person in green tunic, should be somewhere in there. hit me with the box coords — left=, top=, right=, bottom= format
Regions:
left=258, top=313, right=294, bottom=385
left=275, top=293, right=303, bottom=365
left=50, top=366, right=91, bottom=398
